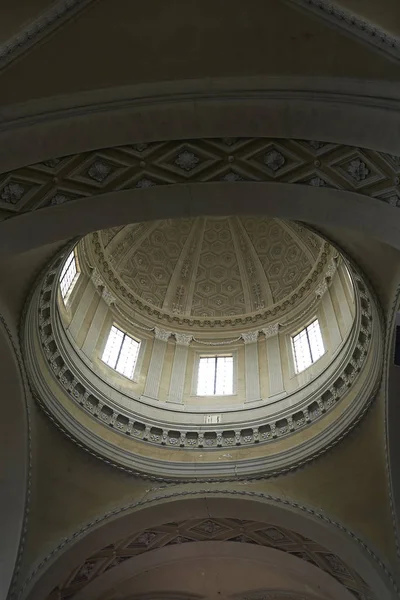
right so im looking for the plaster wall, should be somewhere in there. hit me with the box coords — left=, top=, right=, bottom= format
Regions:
left=1, top=0, right=400, bottom=107
left=0, top=0, right=54, bottom=43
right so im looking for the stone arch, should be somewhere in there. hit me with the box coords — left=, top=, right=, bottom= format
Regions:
left=72, top=542, right=354, bottom=600
left=1, top=77, right=400, bottom=174
left=0, top=308, right=29, bottom=600
left=20, top=491, right=396, bottom=600
left=1, top=183, right=400, bottom=258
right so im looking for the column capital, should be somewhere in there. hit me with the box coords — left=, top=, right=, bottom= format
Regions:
left=154, top=327, right=172, bottom=342
left=316, top=280, right=328, bottom=298
left=262, top=323, right=279, bottom=339
left=91, top=267, right=103, bottom=288
left=102, top=288, right=115, bottom=306
left=242, top=330, right=259, bottom=344
left=175, top=333, right=192, bottom=346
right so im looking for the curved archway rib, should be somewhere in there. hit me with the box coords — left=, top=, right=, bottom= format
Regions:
left=19, top=492, right=396, bottom=600
left=0, top=312, right=29, bottom=600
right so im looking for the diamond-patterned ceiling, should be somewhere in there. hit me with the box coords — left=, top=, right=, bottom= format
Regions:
left=92, top=216, right=324, bottom=320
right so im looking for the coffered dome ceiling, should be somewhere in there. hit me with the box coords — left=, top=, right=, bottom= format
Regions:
left=86, top=216, right=327, bottom=328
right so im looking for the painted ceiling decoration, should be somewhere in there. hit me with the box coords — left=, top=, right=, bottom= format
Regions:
left=0, top=137, right=399, bottom=217
left=46, top=518, right=375, bottom=600
left=0, top=0, right=399, bottom=72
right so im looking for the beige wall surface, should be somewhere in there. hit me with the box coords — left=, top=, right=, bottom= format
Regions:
left=1, top=0, right=400, bottom=107
left=20, top=391, right=395, bottom=583
left=0, top=0, right=54, bottom=44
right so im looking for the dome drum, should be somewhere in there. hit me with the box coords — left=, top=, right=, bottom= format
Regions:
left=22, top=218, right=383, bottom=480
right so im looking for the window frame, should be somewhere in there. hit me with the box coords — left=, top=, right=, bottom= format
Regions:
left=194, top=352, right=236, bottom=397
left=101, top=324, right=141, bottom=381
left=291, top=318, right=325, bottom=374
left=59, top=250, right=80, bottom=303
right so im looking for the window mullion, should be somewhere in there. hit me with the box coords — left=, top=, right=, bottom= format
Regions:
left=115, top=333, right=125, bottom=369
left=214, top=356, right=217, bottom=395
left=305, top=327, right=313, bottom=362
left=60, top=255, right=73, bottom=284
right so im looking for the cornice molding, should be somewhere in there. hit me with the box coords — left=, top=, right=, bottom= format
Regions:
left=286, top=0, right=400, bottom=61
left=0, top=0, right=97, bottom=71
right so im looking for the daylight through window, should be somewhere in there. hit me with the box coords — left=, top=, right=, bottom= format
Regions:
left=60, top=251, right=79, bottom=301
left=292, top=319, right=325, bottom=373
left=102, top=325, right=140, bottom=379
left=197, top=355, right=234, bottom=396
